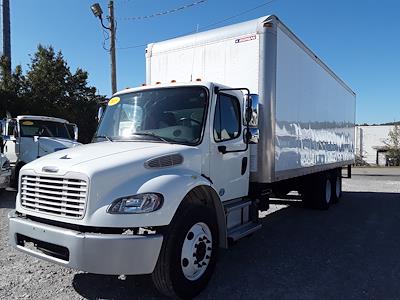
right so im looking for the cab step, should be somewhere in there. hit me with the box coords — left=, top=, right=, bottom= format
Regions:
left=224, top=198, right=262, bottom=242
left=228, top=222, right=262, bottom=241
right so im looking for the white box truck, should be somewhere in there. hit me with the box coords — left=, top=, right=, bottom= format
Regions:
left=9, top=15, right=355, bottom=298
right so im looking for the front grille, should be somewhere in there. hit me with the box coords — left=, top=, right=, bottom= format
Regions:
left=20, top=175, right=88, bottom=219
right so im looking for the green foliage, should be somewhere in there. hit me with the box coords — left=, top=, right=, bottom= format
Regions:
left=384, top=123, right=400, bottom=166
left=0, top=45, right=106, bottom=143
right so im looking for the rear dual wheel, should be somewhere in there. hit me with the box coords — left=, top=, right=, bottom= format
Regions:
left=331, top=169, right=342, bottom=203
left=302, top=169, right=342, bottom=210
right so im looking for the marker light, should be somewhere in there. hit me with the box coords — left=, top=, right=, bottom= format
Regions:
left=156, top=81, right=161, bottom=84
left=107, top=193, right=163, bottom=214
left=196, top=78, right=202, bottom=81
left=171, top=80, right=176, bottom=83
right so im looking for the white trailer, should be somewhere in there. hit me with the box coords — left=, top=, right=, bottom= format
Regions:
left=9, top=15, right=355, bottom=299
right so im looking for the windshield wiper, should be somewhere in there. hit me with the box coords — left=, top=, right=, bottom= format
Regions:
left=130, top=132, right=171, bottom=143
left=95, top=135, right=113, bottom=142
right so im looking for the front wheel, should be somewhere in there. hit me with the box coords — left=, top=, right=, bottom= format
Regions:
left=152, top=203, right=219, bottom=299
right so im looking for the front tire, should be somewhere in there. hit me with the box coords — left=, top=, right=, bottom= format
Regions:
left=152, top=203, right=219, bottom=299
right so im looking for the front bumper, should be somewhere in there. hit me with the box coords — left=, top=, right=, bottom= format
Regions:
left=8, top=211, right=163, bottom=275
left=0, top=169, right=11, bottom=189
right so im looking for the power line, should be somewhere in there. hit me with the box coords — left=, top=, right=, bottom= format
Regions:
left=117, top=0, right=277, bottom=50
left=196, top=0, right=276, bottom=31
left=120, top=0, right=207, bottom=21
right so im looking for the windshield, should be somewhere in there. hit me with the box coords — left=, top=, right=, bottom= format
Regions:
left=95, top=86, right=208, bottom=145
left=19, top=120, right=73, bottom=139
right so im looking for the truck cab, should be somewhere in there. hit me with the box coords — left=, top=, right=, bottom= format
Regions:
left=8, top=81, right=260, bottom=298
left=94, top=82, right=258, bottom=202
left=1, top=115, right=80, bottom=183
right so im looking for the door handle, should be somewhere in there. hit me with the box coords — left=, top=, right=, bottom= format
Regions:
left=217, top=146, right=227, bottom=154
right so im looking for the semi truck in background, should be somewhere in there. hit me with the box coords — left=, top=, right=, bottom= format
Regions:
left=1, top=115, right=80, bottom=185
left=9, top=15, right=355, bottom=299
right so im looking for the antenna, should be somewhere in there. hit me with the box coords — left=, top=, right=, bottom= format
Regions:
left=190, top=24, right=200, bottom=82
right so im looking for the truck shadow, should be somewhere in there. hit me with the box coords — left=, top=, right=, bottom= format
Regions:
left=0, top=189, right=16, bottom=209
left=72, top=191, right=400, bottom=299
left=72, top=273, right=163, bottom=300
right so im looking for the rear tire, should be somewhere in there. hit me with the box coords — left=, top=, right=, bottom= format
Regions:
left=152, top=203, right=219, bottom=299
left=302, top=172, right=332, bottom=210
left=331, top=169, right=342, bottom=203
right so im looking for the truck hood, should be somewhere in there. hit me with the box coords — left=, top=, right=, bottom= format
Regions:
left=23, top=141, right=202, bottom=177
left=38, top=137, right=81, bottom=153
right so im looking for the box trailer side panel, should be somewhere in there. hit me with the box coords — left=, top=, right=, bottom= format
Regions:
left=273, top=24, right=356, bottom=181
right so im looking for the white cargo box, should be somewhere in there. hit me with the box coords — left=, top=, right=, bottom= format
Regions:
left=146, top=15, right=356, bottom=183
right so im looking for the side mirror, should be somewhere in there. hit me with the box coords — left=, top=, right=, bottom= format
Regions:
left=245, top=97, right=253, bottom=124
left=244, top=94, right=259, bottom=127
left=97, top=106, right=104, bottom=123
left=244, top=94, right=259, bottom=145
left=244, top=128, right=260, bottom=144
left=74, top=125, right=79, bottom=141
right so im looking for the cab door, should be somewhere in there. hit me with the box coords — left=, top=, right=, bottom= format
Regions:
left=209, top=91, right=249, bottom=201
left=3, top=120, right=19, bottom=164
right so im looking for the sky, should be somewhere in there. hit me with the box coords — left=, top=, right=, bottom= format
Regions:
left=3, top=0, right=400, bottom=124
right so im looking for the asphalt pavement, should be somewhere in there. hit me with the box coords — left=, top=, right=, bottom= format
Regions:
left=1, top=167, right=400, bottom=299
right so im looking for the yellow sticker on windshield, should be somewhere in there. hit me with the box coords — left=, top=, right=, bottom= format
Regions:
left=108, top=97, right=120, bottom=106
left=22, top=121, right=34, bottom=126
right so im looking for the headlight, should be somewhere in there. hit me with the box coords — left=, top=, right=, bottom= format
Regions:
left=107, top=193, right=163, bottom=214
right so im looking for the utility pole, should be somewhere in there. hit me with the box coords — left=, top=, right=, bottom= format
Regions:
left=2, top=0, right=11, bottom=72
left=109, top=1, right=117, bottom=94
left=90, top=1, right=117, bottom=95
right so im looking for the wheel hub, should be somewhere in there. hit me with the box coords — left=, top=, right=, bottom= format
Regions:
left=181, top=222, right=212, bottom=281
left=195, top=241, right=207, bottom=263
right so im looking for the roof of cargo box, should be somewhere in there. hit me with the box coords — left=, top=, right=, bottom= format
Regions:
left=147, top=15, right=356, bottom=96
left=147, top=15, right=273, bottom=55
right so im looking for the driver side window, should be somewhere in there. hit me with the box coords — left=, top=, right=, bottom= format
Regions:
left=213, top=94, right=241, bottom=142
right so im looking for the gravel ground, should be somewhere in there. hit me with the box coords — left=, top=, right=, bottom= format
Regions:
left=1, top=167, right=400, bottom=299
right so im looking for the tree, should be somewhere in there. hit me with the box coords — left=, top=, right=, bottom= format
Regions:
left=384, top=123, right=400, bottom=166
left=0, top=56, right=27, bottom=117
left=0, top=45, right=106, bottom=143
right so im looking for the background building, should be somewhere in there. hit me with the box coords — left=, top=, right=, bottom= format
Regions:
left=356, top=125, right=393, bottom=166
